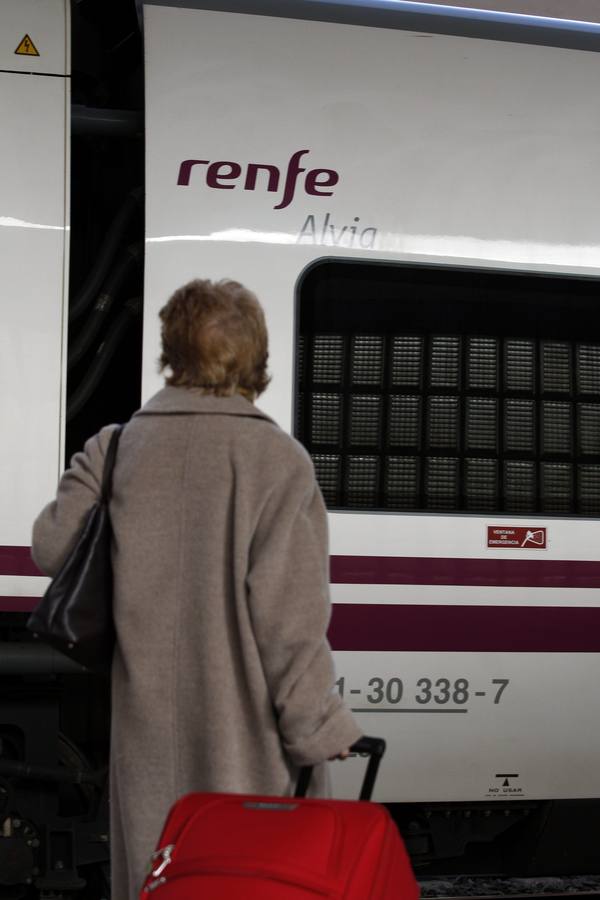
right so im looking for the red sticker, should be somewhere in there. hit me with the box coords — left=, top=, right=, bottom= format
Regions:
left=487, top=526, right=547, bottom=549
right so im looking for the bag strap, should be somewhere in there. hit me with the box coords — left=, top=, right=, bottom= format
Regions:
left=101, top=425, right=124, bottom=503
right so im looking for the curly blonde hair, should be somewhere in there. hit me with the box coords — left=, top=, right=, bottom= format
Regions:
left=159, top=279, right=270, bottom=401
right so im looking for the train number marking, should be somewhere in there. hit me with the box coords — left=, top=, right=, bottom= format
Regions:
left=492, top=679, right=510, bottom=704
left=335, top=676, right=511, bottom=712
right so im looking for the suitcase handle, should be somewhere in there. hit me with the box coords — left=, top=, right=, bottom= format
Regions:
left=294, top=736, right=386, bottom=801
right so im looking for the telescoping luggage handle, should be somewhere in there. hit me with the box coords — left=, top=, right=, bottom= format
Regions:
left=295, top=736, right=386, bottom=801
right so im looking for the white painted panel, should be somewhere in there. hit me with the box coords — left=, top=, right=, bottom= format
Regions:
left=0, top=575, right=49, bottom=597
left=331, top=652, right=600, bottom=801
left=0, top=71, right=68, bottom=547
left=144, top=5, right=600, bottom=800
left=143, top=5, right=600, bottom=432
left=144, top=5, right=600, bottom=557
left=329, top=512, right=600, bottom=561
left=0, top=0, right=68, bottom=75
left=331, top=583, right=600, bottom=607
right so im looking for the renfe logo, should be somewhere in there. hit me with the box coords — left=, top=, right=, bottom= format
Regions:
left=177, top=149, right=339, bottom=211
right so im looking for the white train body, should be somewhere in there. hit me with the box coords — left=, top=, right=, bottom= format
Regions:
left=0, top=1, right=70, bottom=607
left=2, top=0, right=600, bottom=808
left=142, top=2, right=600, bottom=803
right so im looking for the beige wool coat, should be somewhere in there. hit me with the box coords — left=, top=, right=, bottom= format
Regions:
left=32, top=386, right=361, bottom=900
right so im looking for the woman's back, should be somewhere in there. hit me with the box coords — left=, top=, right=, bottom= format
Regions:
left=110, top=387, right=331, bottom=801
left=32, top=279, right=361, bottom=899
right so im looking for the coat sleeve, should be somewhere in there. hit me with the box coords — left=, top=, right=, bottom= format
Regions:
left=246, top=449, right=362, bottom=766
left=31, top=425, right=118, bottom=577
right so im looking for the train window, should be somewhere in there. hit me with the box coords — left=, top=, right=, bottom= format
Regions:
left=295, top=260, right=600, bottom=515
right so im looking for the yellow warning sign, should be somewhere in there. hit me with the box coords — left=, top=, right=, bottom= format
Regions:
left=14, top=34, right=39, bottom=57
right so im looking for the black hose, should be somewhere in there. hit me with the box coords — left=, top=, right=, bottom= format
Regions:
left=67, top=298, right=142, bottom=423
left=0, top=758, right=105, bottom=787
left=69, top=187, right=143, bottom=324
left=68, top=243, right=143, bottom=371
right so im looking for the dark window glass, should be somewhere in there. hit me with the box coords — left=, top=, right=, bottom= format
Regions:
left=295, top=261, right=600, bottom=515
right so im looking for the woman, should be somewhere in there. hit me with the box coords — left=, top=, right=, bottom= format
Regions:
left=31, top=278, right=362, bottom=900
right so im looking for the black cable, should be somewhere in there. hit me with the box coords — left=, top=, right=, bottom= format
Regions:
left=68, top=243, right=143, bottom=371
left=69, top=187, right=143, bottom=324
left=66, top=298, right=141, bottom=423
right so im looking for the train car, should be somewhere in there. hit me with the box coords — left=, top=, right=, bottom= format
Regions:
left=2, top=0, right=600, bottom=895
left=0, top=2, right=142, bottom=895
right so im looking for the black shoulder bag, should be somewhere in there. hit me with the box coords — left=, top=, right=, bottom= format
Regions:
left=27, top=426, right=124, bottom=672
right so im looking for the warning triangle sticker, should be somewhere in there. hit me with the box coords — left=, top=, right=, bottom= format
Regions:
left=14, top=34, right=40, bottom=57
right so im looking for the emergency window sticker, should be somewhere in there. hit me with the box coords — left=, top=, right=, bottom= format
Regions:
left=487, top=526, right=547, bottom=549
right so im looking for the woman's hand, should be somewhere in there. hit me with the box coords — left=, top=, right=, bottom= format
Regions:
left=328, top=748, right=351, bottom=760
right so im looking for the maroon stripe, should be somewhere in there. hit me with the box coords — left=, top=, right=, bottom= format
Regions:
left=5, top=548, right=600, bottom=588
left=331, top=555, right=600, bottom=589
left=328, top=603, right=600, bottom=652
left=6, top=597, right=599, bottom=650
left=0, top=597, right=39, bottom=612
left=0, top=547, right=41, bottom=577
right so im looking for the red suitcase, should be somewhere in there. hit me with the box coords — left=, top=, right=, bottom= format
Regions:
left=140, top=737, right=420, bottom=899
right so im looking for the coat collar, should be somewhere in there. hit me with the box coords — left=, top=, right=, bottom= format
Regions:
left=133, top=386, right=275, bottom=424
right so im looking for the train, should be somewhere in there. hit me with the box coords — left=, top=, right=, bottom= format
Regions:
left=2, top=0, right=600, bottom=896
